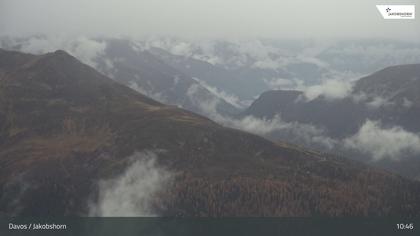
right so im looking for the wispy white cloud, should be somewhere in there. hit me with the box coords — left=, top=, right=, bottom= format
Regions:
left=344, top=120, right=420, bottom=161
left=192, top=77, right=245, bottom=109
left=128, top=81, right=168, bottom=103
left=89, top=151, right=172, bottom=216
left=15, top=36, right=106, bottom=68
left=263, top=78, right=300, bottom=90
left=300, top=79, right=354, bottom=101
left=402, top=97, right=413, bottom=108
left=220, top=115, right=337, bottom=149
left=366, top=96, right=394, bottom=109
left=186, top=89, right=337, bottom=150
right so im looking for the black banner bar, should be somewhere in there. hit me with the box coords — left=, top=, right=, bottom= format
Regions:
left=1, top=218, right=419, bottom=236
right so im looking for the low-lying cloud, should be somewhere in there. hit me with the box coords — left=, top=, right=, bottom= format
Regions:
left=365, top=96, right=394, bottom=109
left=187, top=89, right=337, bottom=150
left=89, top=151, right=172, bottom=216
left=193, top=85, right=420, bottom=162
left=300, top=79, right=354, bottom=101
left=222, top=115, right=337, bottom=149
left=9, top=36, right=107, bottom=68
left=4, top=35, right=420, bottom=164
left=344, top=120, right=420, bottom=161
left=192, top=77, right=245, bottom=109
left=263, top=77, right=355, bottom=102
left=128, top=81, right=168, bottom=104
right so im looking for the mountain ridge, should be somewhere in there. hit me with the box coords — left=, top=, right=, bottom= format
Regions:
left=1, top=49, right=420, bottom=217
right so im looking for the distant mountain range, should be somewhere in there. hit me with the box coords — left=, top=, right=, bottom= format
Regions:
left=246, top=64, right=420, bottom=136
left=4, top=37, right=420, bottom=108
left=244, top=64, right=420, bottom=179
left=95, top=39, right=241, bottom=117
left=1, top=49, right=420, bottom=216
left=148, top=46, right=290, bottom=102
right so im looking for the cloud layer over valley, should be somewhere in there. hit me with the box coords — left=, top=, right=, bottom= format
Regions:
left=344, top=121, right=420, bottom=161
left=2, top=35, right=420, bottom=170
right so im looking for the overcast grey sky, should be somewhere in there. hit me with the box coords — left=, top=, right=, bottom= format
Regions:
left=1, top=0, right=419, bottom=40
